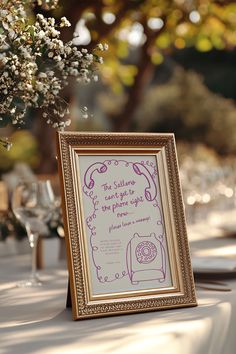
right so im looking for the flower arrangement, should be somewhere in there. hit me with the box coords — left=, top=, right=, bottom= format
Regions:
left=0, top=0, right=107, bottom=148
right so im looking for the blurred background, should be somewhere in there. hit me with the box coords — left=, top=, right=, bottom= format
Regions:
left=1, top=0, right=236, bottom=257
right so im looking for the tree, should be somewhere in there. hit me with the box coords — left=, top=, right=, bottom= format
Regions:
left=61, top=0, right=236, bottom=130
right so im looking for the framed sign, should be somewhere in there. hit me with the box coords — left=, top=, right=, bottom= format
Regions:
left=57, top=132, right=197, bottom=320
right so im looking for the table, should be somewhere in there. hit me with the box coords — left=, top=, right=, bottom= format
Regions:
left=1, top=238, right=236, bottom=354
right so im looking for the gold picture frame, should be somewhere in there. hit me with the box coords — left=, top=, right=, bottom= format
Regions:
left=56, top=132, right=197, bottom=320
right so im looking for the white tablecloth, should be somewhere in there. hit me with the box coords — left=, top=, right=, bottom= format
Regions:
left=1, top=239, right=236, bottom=354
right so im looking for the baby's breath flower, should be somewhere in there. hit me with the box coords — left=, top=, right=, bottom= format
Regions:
left=60, top=17, right=71, bottom=28
left=97, top=43, right=109, bottom=51
left=97, top=43, right=104, bottom=51
left=0, top=0, right=107, bottom=145
left=38, top=30, right=45, bottom=39
left=38, top=72, right=47, bottom=79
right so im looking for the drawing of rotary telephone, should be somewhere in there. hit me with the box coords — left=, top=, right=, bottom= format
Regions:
left=84, top=162, right=107, bottom=189
left=126, top=232, right=166, bottom=285
left=132, top=163, right=157, bottom=201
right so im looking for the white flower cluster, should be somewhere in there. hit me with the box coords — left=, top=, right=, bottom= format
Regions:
left=36, top=0, right=59, bottom=10
left=0, top=0, right=108, bottom=134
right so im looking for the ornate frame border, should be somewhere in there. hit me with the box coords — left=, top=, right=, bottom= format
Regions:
left=56, top=132, right=197, bottom=320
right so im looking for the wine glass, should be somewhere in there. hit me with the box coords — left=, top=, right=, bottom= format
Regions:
left=12, top=180, right=56, bottom=287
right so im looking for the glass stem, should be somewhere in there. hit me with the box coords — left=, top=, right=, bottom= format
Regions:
left=26, top=223, right=39, bottom=280
left=31, top=234, right=39, bottom=279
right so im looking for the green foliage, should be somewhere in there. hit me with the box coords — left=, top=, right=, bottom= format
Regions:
left=135, top=67, right=236, bottom=154
left=0, top=130, right=40, bottom=172
left=73, top=0, right=236, bottom=90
